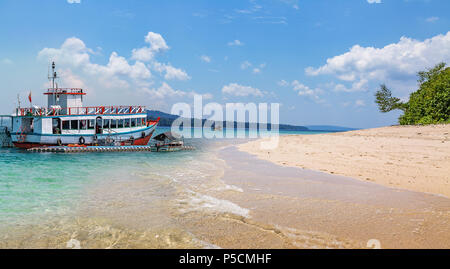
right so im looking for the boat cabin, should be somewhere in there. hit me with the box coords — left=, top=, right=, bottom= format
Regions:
left=10, top=62, right=158, bottom=149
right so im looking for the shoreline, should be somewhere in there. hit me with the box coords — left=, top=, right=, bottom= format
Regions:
left=217, top=145, right=450, bottom=248
left=238, top=124, right=450, bottom=198
left=0, top=137, right=449, bottom=249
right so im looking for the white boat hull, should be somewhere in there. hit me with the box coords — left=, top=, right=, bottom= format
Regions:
left=11, top=124, right=158, bottom=149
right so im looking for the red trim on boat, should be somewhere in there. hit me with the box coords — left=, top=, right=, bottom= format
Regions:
left=13, top=130, right=156, bottom=150
left=43, top=92, right=86, bottom=95
left=132, top=131, right=153, bottom=146
left=13, top=142, right=47, bottom=149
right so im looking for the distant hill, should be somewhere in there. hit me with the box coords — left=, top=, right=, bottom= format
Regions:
left=146, top=110, right=179, bottom=120
left=306, top=125, right=358, bottom=132
left=147, top=110, right=309, bottom=131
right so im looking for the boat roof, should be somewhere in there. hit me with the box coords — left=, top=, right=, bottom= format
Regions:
left=153, top=131, right=182, bottom=141
left=16, top=105, right=147, bottom=117
left=44, top=88, right=86, bottom=95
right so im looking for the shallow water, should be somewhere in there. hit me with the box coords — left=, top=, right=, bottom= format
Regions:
left=1, top=128, right=447, bottom=248
left=0, top=127, right=288, bottom=248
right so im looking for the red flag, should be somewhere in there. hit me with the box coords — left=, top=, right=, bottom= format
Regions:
left=28, top=92, right=32, bottom=103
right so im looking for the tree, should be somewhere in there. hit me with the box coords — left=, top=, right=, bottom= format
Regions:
left=375, top=62, right=450, bottom=125
left=375, top=84, right=404, bottom=113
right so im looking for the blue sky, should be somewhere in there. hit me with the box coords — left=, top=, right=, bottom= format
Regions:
left=0, top=0, right=449, bottom=128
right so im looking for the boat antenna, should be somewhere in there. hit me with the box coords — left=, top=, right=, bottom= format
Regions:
left=48, top=61, right=59, bottom=105
left=48, top=61, right=59, bottom=90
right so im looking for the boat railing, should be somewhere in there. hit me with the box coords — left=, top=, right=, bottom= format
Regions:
left=17, top=105, right=147, bottom=117
left=44, top=88, right=86, bottom=95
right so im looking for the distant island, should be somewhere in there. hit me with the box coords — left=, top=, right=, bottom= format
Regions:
left=305, top=125, right=358, bottom=132
left=147, top=110, right=356, bottom=132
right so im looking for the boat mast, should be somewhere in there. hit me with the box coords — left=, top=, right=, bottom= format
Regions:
left=48, top=61, right=59, bottom=105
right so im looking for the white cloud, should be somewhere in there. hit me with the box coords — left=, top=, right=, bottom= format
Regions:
left=58, top=69, right=86, bottom=89
left=355, top=100, right=366, bottom=107
left=252, top=16, right=287, bottom=25
left=1, top=58, right=13, bottom=65
left=222, top=83, right=264, bottom=97
left=426, top=17, right=439, bottom=23
left=143, top=82, right=186, bottom=99
left=67, top=0, right=81, bottom=3
left=280, top=0, right=299, bottom=9
left=143, top=82, right=212, bottom=102
left=240, top=61, right=251, bottom=70
left=291, top=80, right=324, bottom=102
left=131, top=32, right=169, bottom=62
left=163, top=64, right=190, bottom=81
left=37, top=32, right=198, bottom=108
left=341, top=101, right=351, bottom=107
left=144, top=32, right=169, bottom=51
left=227, top=40, right=244, bottom=46
left=305, top=31, right=450, bottom=94
left=276, top=79, right=324, bottom=102
left=331, top=79, right=369, bottom=92
left=200, top=55, right=211, bottom=63
left=202, top=93, right=214, bottom=100
left=129, top=32, right=189, bottom=81
left=278, top=80, right=289, bottom=87
left=38, top=37, right=151, bottom=89
left=240, top=61, right=266, bottom=74
left=152, top=62, right=190, bottom=81
left=252, top=63, right=266, bottom=74
left=131, top=47, right=154, bottom=62
left=367, top=0, right=381, bottom=4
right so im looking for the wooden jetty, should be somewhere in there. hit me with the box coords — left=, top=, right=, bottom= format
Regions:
left=27, top=145, right=195, bottom=153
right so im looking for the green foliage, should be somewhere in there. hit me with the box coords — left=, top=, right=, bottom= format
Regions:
left=375, top=62, right=450, bottom=125
left=375, top=84, right=404, bottom=113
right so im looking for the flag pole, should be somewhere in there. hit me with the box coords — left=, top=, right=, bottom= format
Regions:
left=28, top=91, right=32, bottom=109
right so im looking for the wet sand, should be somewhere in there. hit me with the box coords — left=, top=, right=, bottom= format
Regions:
left=239, top=125, right=450, bottom=197
left=216, top=146, right=450, bottom=248
left=1, top=139, right=449, bottom=249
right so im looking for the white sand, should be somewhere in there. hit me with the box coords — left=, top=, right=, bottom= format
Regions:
left=239, top=125, right=450, bottom=197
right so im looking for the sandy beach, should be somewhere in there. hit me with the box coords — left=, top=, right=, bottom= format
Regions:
left=1, top=137, right=449, bottom=249
left=239, top=125, right=450, bottom=198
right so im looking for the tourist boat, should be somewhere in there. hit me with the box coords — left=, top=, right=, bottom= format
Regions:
left=10, top=62, right=159, bottom=149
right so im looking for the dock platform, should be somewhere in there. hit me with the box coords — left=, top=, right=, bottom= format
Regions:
left=27, top=145, right=195, bottom=153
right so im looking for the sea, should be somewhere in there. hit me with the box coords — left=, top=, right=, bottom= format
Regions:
left=0, top=127, right=327, bottom=248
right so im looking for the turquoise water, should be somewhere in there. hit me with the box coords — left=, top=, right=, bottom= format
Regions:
left=0, top=127, right=328, bottom=231
left=3, top=127, right=449, bottom=249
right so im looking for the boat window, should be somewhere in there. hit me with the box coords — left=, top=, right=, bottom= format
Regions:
left=52, top=118, right=61, bottom=134
left=88, top=119, right=95, bottom=129
left=62, top=120, right=70, bottom=130
left=103, top=119, right=110, bottom=129
left=142, top=118, right=146, bottom=126
left=124, top=119, right=130, bottom=128
left=118, top=119, right=124, bottom=128
left=136, top=118, right=141, bottom=127
left=70, top=120, right=78, bottom=130
left=131, top=118, right=136, bottom=127
left=80, top=120, right=87, bottom=130
left=111, top=119, right=117, bottom=128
